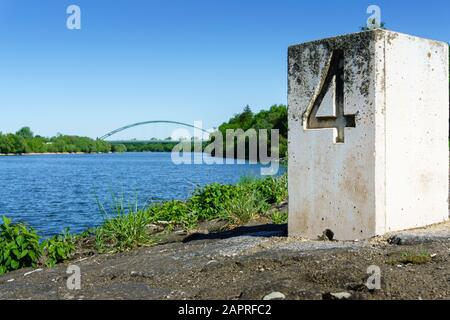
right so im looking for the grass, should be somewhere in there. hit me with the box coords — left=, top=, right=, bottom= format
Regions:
left=224, top=189, right=270, bottom=225
left=387, top=250, right=433, bottom=265
left=95, top=173, right=288, bottom=252
left=271, top=211, right=288, bottom=224
left=95, top=195, right=155, bottom=253
left=1, top=173, right=289, bottom=272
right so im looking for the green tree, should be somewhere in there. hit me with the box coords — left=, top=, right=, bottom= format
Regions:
left=216, top=104, right=288, bottom=160
left=111, top=144, right=127, bottom=153
left=16, top=127, right=34, bottom=139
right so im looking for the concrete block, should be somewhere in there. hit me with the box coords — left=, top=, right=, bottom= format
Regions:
left=288, top=29, right=449, bottom=240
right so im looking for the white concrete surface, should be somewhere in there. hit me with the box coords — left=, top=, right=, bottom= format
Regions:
left=288, top=29, right=449, bottom=240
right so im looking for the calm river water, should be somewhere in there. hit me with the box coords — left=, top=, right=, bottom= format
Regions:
left=0, top=152, right=283, bottom=237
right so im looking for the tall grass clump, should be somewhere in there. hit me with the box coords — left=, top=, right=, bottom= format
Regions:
left=240, top=174, right=287, bottom=205
left=223, top=188, right=270, bottom=224
left=95, top=195, right=154, bottom=253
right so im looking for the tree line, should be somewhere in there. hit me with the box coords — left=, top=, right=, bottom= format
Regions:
left=1, top=104, right=289, bottom=157
left=0, top=127, right=125, bottom=154
left=214, top=104, right=288, bottom=159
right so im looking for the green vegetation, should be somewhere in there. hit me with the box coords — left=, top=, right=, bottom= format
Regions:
left=387, top=250, right=433, bottom=265
left=120, top=142, right=178, bottom=152
left=94, top=174, right=288, bottom=253
left=1, top=173, right=288, bottom=273
left=0, top=216, right=41, bottom=274
left=2, top=104, right=288, bottom=157
left=111, top=144, right=127, bottom=153
left=41, top=230, right=76, bottom=267
left=271, top=211, right=288, bottom=225
left=147, top=200, right=197, bottom=229
left=0, top=216, right=78, bottom=274
left=215, top=104, right=288, bottom=159
left=115, top=141, right=210, bottom=153
left=0, top=127, right=118, bottom=155
left=96, top=201, right=155, bottom=253
left=189, top=183, right=237, bottom=220
left=223, top=189, right=270, bottom=224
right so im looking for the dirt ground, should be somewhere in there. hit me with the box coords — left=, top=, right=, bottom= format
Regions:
left=1, top=220, right=450, bottom=300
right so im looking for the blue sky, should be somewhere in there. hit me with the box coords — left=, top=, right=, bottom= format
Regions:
left=0, top=0, right=449, bottom=139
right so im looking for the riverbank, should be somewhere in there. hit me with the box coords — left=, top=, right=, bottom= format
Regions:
left=0, top=174, right=288, bottom=274
left=2, top=169, right=448, bottom=300
left=1, top=219, right=450, bottom=300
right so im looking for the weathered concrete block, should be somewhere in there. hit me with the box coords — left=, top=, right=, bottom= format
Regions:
left=288, top=30, right=449, bottom=240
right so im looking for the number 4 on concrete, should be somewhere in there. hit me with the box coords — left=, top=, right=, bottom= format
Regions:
left=304, top=50, right=356, bottom=143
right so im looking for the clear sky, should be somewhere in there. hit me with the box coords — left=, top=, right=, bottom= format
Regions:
left=0, top=0, right=449, bottom=139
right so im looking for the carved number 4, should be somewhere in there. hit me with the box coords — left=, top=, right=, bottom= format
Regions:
left=305, top=50, right=356, bottom=143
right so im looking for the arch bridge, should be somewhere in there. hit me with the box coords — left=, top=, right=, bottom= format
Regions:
left=98, top=120, right=211, bottom=141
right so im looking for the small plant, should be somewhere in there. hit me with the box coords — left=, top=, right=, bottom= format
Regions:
left=189, top=183, right=236, bottom=220
left=95, top=195, right=154, bottom=253
left=397, top=251, right=432, bottom=265
left=271, top=211, right=288, bottom=224
left=0, top=216, right=41, bottom=275
left=224, top=189, right=270, bottom=225
left=255, top=174, right=288, bottom=205
left=147, top=200, right=197, bottom=229
left=387, top=250, right=432, bottom=265
left=239, top=174, right=288, bottom=205
left=41, top=229, right=76, bottom=267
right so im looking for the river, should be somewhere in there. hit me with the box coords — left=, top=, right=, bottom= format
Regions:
left=0, top=152, right=283, bottom=237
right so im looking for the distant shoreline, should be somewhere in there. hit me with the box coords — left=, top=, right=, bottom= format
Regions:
left=0, top=152, right=116, bottom=156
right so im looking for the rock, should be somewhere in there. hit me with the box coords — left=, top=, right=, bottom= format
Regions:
left=318, top=229, right=334, bottom=241
left=200, top=260, right=220, bottom=272
left=388, top=230, right=450, bottom=245
left=322, top=292, right=352, bottom=300
left=156, top=221, right=170, bottom=226
left=24, top=269, right=43, bottom=277
left=146, top=224, right=164, bottom=233
left=130, top=271, right=154, bottom=279
left=263, top=292, right=286, bottom=300
left=346, top=282, right=368, bottom=292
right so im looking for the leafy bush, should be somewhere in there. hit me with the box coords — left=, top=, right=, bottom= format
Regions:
left=147, top=200, right=197, bottom=229
left=0, top=216, right=41, bottom=275
left=189, top=183, right=237, bottom=220
left=250, top=174, right=288, bottom=205
left=41, top=229, right=76, bottom=267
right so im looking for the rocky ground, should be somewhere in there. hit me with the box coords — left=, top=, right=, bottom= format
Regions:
left=1, top=219, right=450, bottom=300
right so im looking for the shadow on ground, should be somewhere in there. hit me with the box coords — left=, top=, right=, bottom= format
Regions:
left=183, top=223, right=287, bottom=243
